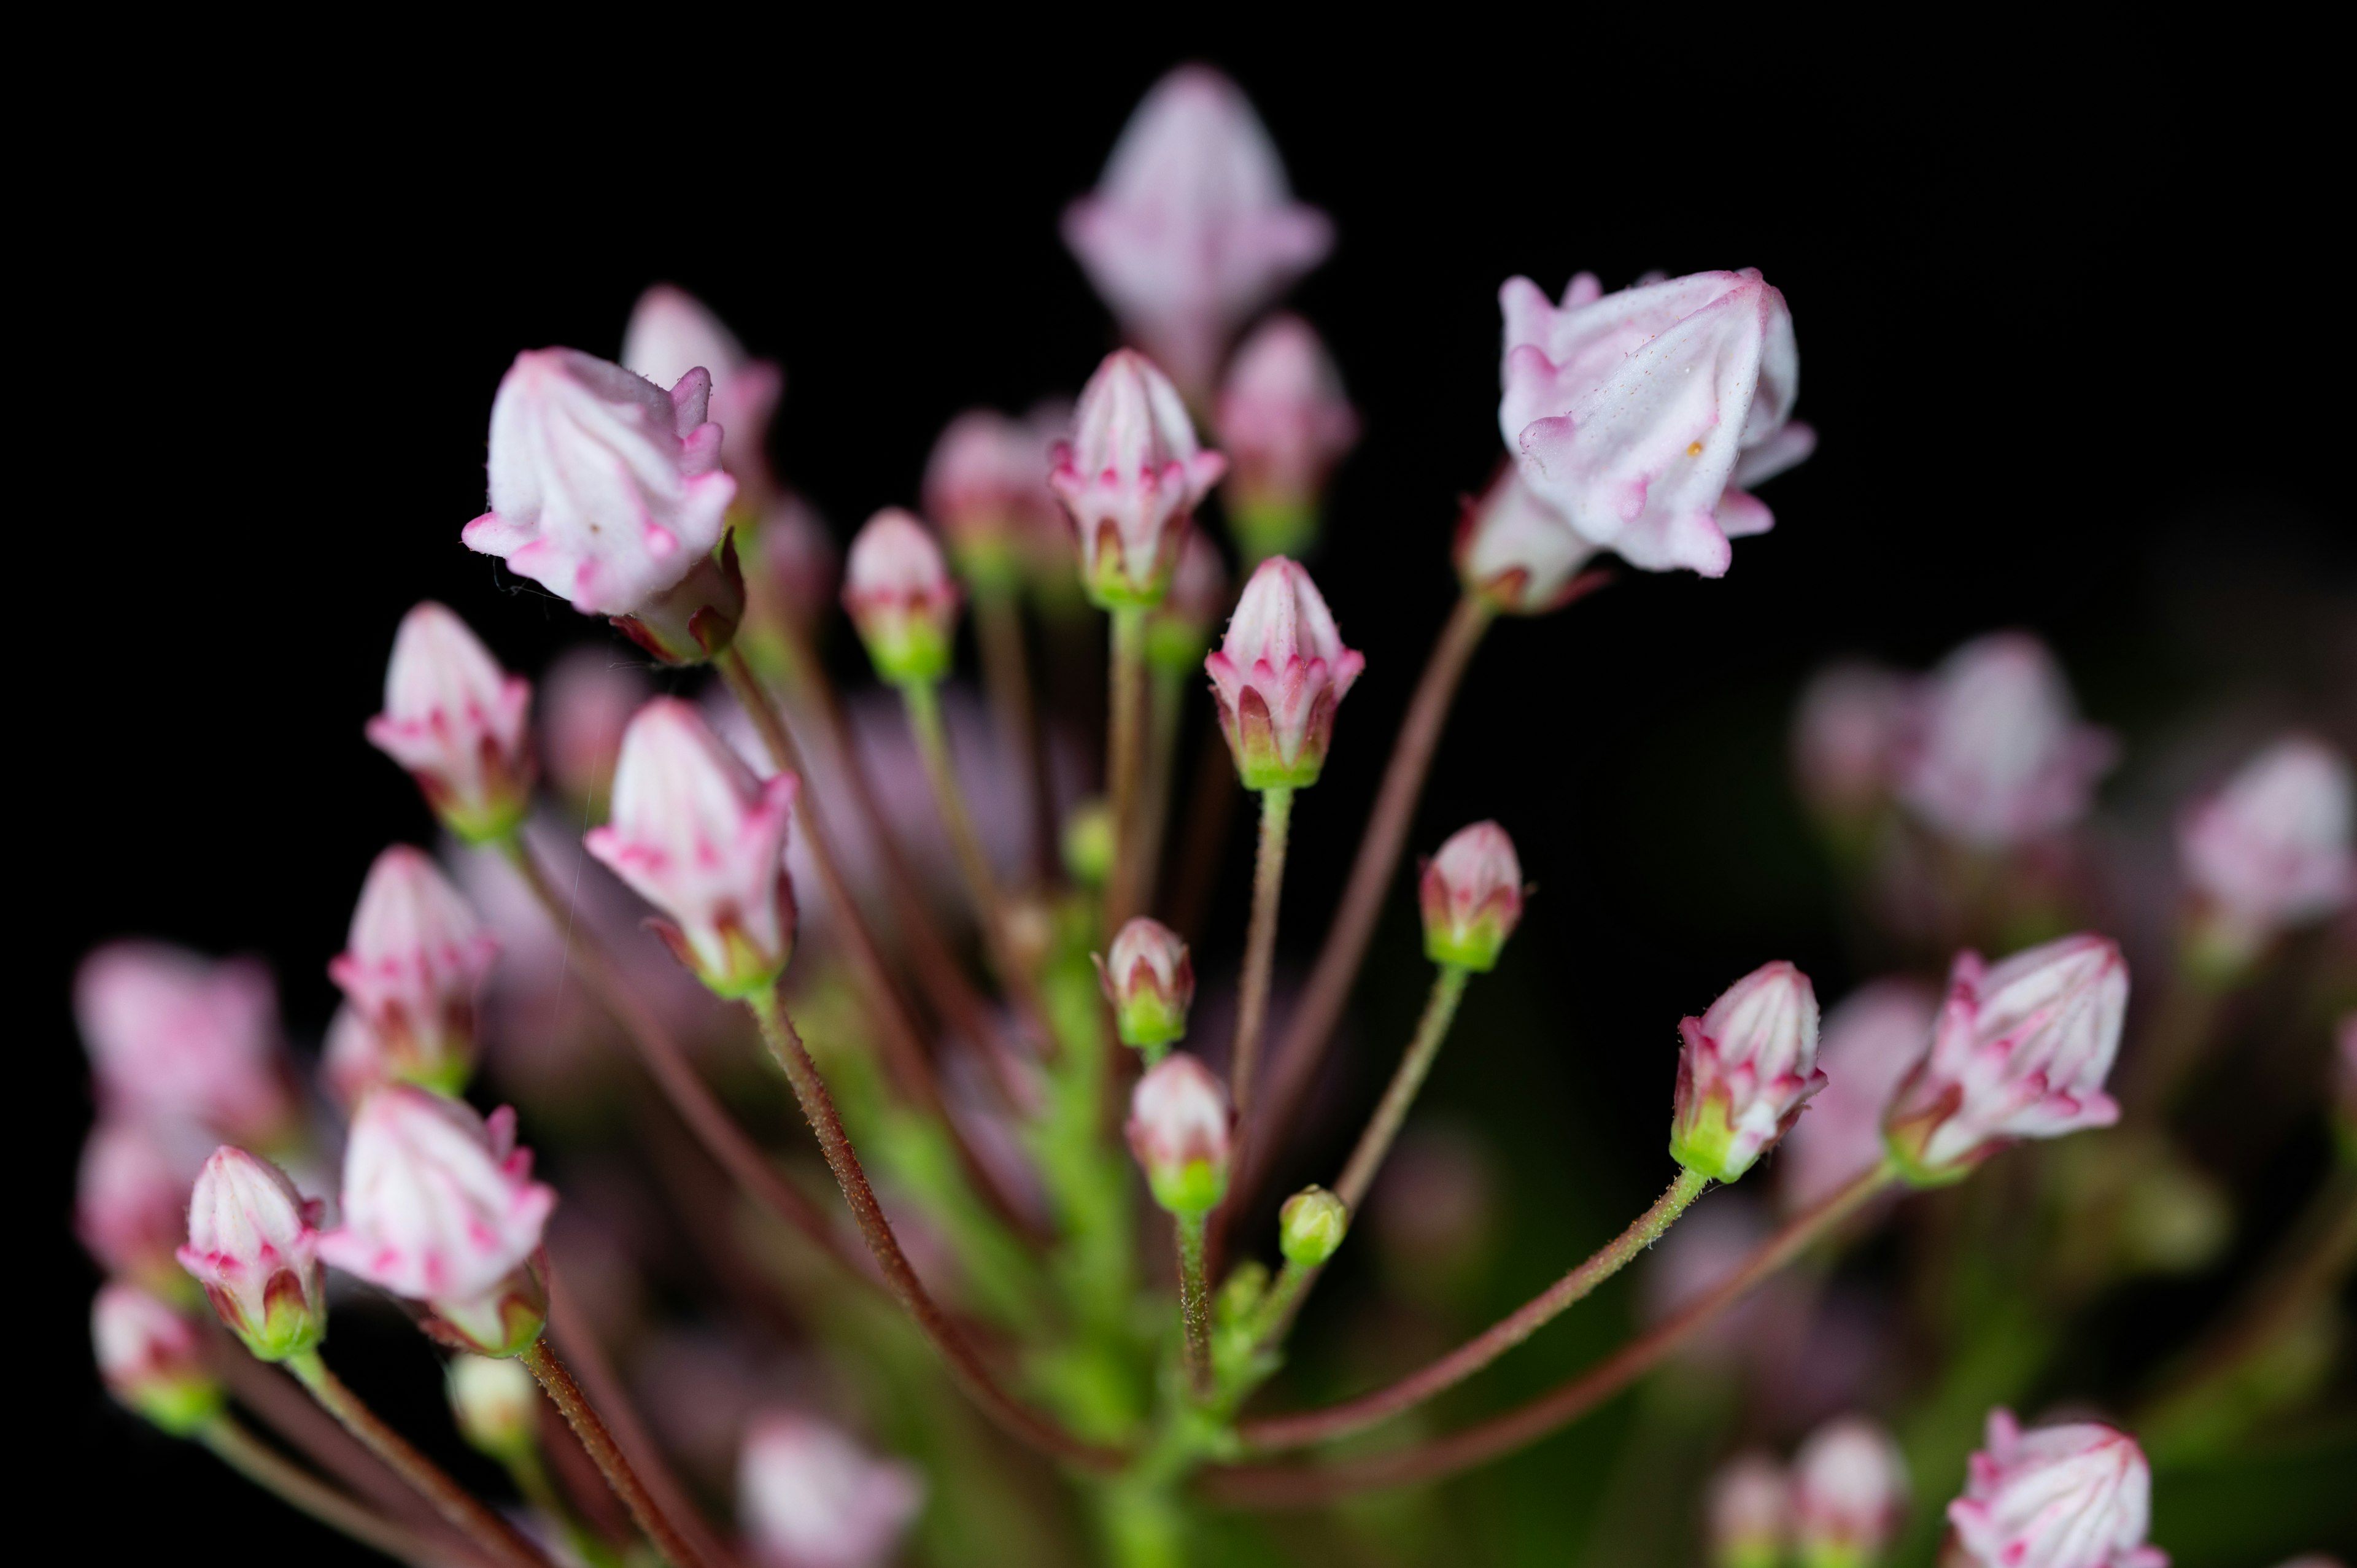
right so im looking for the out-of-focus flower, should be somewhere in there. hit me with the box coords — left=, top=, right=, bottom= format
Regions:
left=77, top=1119, right=202, bottom=1292
left=1707, top=1451, right=1790, bottom=1568
left=2179, top=734, right=2354, bottom=965
left=1793, top=662, right=1912, bottom=823
left=585, top=698, right=799, bottom=999
left=541, top=647, right=652, bottom=812
left=316, top=1087, right=557, bottom=1356
left=1781, top=981, right=1939, bottom=1212
left=76, top=943, right=292, bottom=1145
left=1145, top=529, right=1229, bottom=672
left=177, top=1146, right=326, bottom=1361
left=1095, top=917, right=1194, bottom=1052
left=622, top=284, right=784, bottom=514
left=1062, top=798, right=1116, bottom=888
left=1278, top=1184, right=1348, bottom=1265
left=1050, top=349, right=1226, bottom=608
left=1947, top=1409, right=2165, bottom=1568
left=320, top=1005, right=392, bottom=1110
left=447, top=1353, right=540, bottom=1463
left=738, top=1411, right=925, bottom=1568
left=1062, top=66, right=1332, bottom=400
left=1126, top=1053, right=1233, bottom=1214
left=365, top=601, right=535, bottom=843
left=1497, top=269, right=1800, bottom=578
left=328, top=846, right=498, bottom=1095
left=1895, top=634, right=2116, bottom=848
left=745, top=491, right=843, bottom=639
left=1792, top=1415, right=1908, bottom=1568
left=924, top=406, right=1068, bottom=593
left=1884, top=935, right=2129, bottom=1185
left=1419, top=821, right=1524, bottom=972
left=1370, top=1125, right=1500, bottom=1295
left=1206, top=556, right=1364, bottom=789
left=93, top=1283, right=223, bottom=1436
left=842, top=509, right=960, bottom=686
left=462, top=348, right=741, bottom=662
left=1671, top=961, right=1827, bottom=1184
left=1215, top=314, right=1359, bottom=562
left=1453, top=469, right=1603, bottom=614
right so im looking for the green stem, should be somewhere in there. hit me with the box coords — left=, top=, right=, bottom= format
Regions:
left=1133, top=661, right=1189, bottom=922
left=901, top=676, right=1045, bottom=1025
left=198, top=1416, right=449, bottom=1567
left=1229, top=786, right=1295, bottom=1122
left=1335, top=965, right=1469, bottom=1212
left=518, top=1337, right=702, bottom=1568
left=1175, top=1212, right=1213, bottom=1400
left=1107, top=604, right=1149, bottom=927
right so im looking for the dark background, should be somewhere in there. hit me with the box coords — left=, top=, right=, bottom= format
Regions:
left=29, top=46, right=2350, bottom=1564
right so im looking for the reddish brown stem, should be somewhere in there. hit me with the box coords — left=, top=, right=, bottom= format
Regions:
left=521, top=1336, right=713, bottom=1568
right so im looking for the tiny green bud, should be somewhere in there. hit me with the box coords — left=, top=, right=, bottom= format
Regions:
left=447, top=1353, right=540, bottom=1462
left=1278, top=1185, right=1349, bottom=1266
left=1061, top=800, right=1116, bottom=887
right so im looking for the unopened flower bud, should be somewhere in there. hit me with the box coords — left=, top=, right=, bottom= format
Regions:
left=740, top=1410, right=925, bottom=1568
left=447, top=1353, right=540, bottom=1463
left=584, top=698, right=800, bottom=999
left=1419, top=822, right=1524, bottom=971
left=1216, top=314, right=1358, bottom=562
left=317, top=1088, right=556, bottom=1356
left=1094, top=918, right=1194, bottom=1054
left=622, top=284, right=784, bottom=514
left=1947, top=1409, right=2164, bottom=1568
left=1126, top=1054, right=1233, bottom=1215
left=1884, top=935, right=2129, bottom=1186
left=924, top=408, right=1066, bottom=594
left=2179, top=735, right=2354, bottom=970
left=1453, top=470, right=1603, bottom=614
left=1145, top=529, right=1229, bottom=673
left=1671, top=962, right=1827, bottom=1183
left=365, top=602, right=536, bottom=842
left=1050, top=349, right=1226, bottom=608
left=93, top=1283, right=223, bottom=1437
left=843, top=509, right=961, bottom=685
left=328, top=846, right=498, bottom=1094
left=1707, top=1451, right=1790, bottom=1568
left=77, top=1120, right=201, bottom=1295
left=76, top=942, right=292, bottom=1145
left=1278, top=1185, right=1348, bottom=1266
left=1206, top=556, right=1364, bottom=790
left=1793, top=662, right=1911, bottom=823
left=1217, top=1258, right=1271, bottom=1324
left=1061, top=799, right=1116, bottom=887
left=177, top=1146, right=327, bottom=1361
left=1792, top=1415, right=1908, bottom=1568
left=1895, top=633, right=2116, bottom=848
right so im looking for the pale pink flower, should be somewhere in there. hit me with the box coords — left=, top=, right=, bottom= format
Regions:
left=1792, top=1415, right=1908, bottom=1563
left=77, top=1119, right=203, bottom=1289
left=1671, top=961, right=1827, bottom=1183
left=365, top=601, right=535, bottom=842
left=584, top=698, right=799, bottom=997
left=1205, top=555, right=1364, bottom=789
left=622, top=284, right=784, bottom=512
left=1948, top=1409, right=2165, bottom=1568
left=75, top=943, right=290, bottom=1143
left=1453, top=469, right=1603, bottom=614
left=2178, top=734, right=2354, bottom=947
left=1062, top=66, right=1332, bottom=398
left=462, top=348, right=738, bottom=619
left=1781, top=981, right=1940, bottom=1211
left=739, top=1411, right=924, bottom=1568
left=1885, top=935, right=2129, bottom=1182
left=1793, top=662, right=1912, bottom=821
left=177, top=1146, right=325, bottom=1360
left=540, top=647, right=652, bottom=808
left=1050, top=349, right=1226, bottom=606
left=923, top=406, right=1067, bottom=585
left=842, top=509, right=960, bottom=685
left=1707, top=1451, right=1789, bottom=1568
left=1096, top=917, right=1195, bottom=1051
left=328, top=846, right=498, bottom=1094
left=1419, top=822, right=1523, bottom=973
left=320, top=1005, right=392, bottom=1110
left=93, top=1283, right=220, bottom=1435
left=1215, top=313, right=1358, bottom=555
left=1498, top=269, right=1800, bottom=577
left=317, top=1087, right=556, bottom=1353
left=1126, top=1052, right=1233, bottom=1213
left=1895, top=634, right=2116, bottom=847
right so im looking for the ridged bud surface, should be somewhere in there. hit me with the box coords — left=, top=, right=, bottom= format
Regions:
left=365, top=602, right=535, bottom=841
left=1206, top=556, right=1364, bottom=789
left=177, top=1146, right=326, bottom=1361
left=1419, top=822, right=1523, bottom=971
left=1126, top=1054, right=1233, bottom=1215
left=1049, top=349, right=1225, bottom=608
left=1096, top=918, right=1194, bottom=1051
left=328, top=846, right=498, bottom=1094
left=842, top=509, right=961, bottom=685
left=1671, top=962, right=1827, bottom=1183
left=1947, top=1410, right=2164, bottom=1568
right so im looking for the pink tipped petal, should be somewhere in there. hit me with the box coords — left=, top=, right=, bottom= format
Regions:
left=1050, top=349, right=1223, bottom=606
left=1947, top=1409, right=2162, bottom=1568
left=1205, top=557, right=1364, bottom=789
left=75, top=943, right=291, bottom=1143
left=328, top=846, right=497, bottom=1091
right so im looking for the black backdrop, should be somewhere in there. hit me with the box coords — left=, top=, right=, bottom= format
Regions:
left=28, top=44, right=2348, bottom=1563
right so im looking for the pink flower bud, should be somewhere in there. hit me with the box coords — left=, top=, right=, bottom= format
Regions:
left=93, top=1283, right=223, bottom=1436
left=1707, top=1452, right=1790, bottom=1568
left=1792, top=1415, right=1908, bottom=1567
left=1145, top=528, right=1230, bottom=672
left=622, top=284, right=784, bottom=512
left=327, top=846, right=498, bottom=1094
left=1419, top=821, right=1524, bottom=972
left=1050, top=349, right=1227, bottom=608
left=1671, top=962, right=1827, bottom=1183
left=462, top=348, right=741, bottom=659
left=1062, top=66, right=1333, bottom=400
left=1895, top=634, right=2116, bottom=848
left=1884, top=935, right=2129, bottom=1184
left=1452, top=470, right=1603, bottom=614
left=2179, top=735, right=2354, bottom=959
left=75, top=943, right=292, bottom=1144
left=739, top=1410, right=925, bottom=1568
left=1781, top=981, right=1939, bottom=1212
left=1215, top=314, right=1359, bottom=560
left=842, top=509, right=960, bottom=685
left=1095, top=917, right=1195, bottom=1052
left=585, top=698, right=800, bottom=998
left=1947, top=1410, right=2165, bottom=1568
left=317, top=1087, right=557, bottom=1355
left=1126, top=1053, right=1233, bottom=1214
left=1498, top=269, right=1801, bottom=578
left=923, top=407, right=1066, bottom=591
left=321, top=1005, right=391, bottom=1110
left=747, top=492, right=843, bottom=634
left=177, top=1146, right=327, bottom=1361
left=540, top=646, right=652, bottom=809
left=77, top=1119, right=203, bottom=1292
left=1793, top=662, right=1911, bottom=822
left=365, top=602, right=536, bottom=843
left=1205, top=556, right=1364, bottom=790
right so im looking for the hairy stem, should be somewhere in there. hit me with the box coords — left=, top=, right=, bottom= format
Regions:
left=199, top=1416, right=455, bottom=1568
left=1107, top=604, right=1149, bottom=929
left=521, top=1338, right=707, bottom=1568
left=1335, top=965, right=1471, bottom=1212
left=973, top=585, right=1058, bottom=887
left=1133, top=661, right=1190, bottom=921
left=1175, top=1211, right=1213, bottom=1400
left=1229, top=786, right=1295, bottom=1122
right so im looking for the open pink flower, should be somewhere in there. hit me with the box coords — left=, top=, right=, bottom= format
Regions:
left=328, top=846, right=498, bottom=1094
left=365, top=601, right=535, bottom=842
left=1895, top=633, right=2116, bottom=847
left=1205, top=556, right=1364, bottom=790
left=1670, top=961, right=1827, bottom=1183
left=177, top=1146, right=325, bottom=1361
left=622, top=284, right=784, bottom=512
left=75, top=943, right=291, bottom=1144
left=2179, top=734, right=2353, bottom=951
left=1215, top=313, right=1358, bottom=557
left=1884, top=935, right=2129, bottom=1183
left=1498, top=269, right=1800, bottom=578
left=584, top=697, right=799, bottom=998
left=1126, top=1053, right=1233, bottom=1214
left=1062, top=66, right=1332, bottom=398
left=739, top=1411, right=925, bottom=1568
left=1780, top=979, right=1939, bottom=1211
left=1050, top=349, right=1226, bottom=607
left=1453, top=469, right=1603, bottom=614
left=1419, top=822, right=1523, bottom=973
left=1948, top=1409, right=2165, bottom=1568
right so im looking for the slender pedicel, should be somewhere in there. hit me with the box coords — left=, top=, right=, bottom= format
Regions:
left=521, top=1335, right=711, bottom=1568
left=202, top=1417, right=458, bottom=1568
left=1128, top=1054, right=1235, bottom=1398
